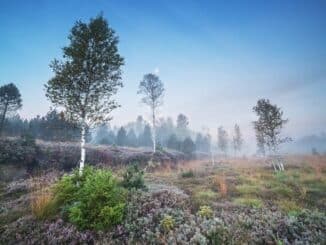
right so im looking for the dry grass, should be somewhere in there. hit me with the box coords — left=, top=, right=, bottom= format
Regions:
left=30, top=191, right=54, bottom=219
left=213, top=174, right=228, bottom=197
left=149, top=155, right=326, bottom=211
left=29, top=173, right=57, bottom=220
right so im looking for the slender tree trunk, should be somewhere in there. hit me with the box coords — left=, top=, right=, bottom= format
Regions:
left=152, top=107, right=156, bottom=152
left=79, top=122, right=86, bottom=175
left=0, top=103, right=8, bottom=137
left=211, top=149, right=215, bottom=167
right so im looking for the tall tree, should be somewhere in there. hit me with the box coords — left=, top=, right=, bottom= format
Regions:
left=217, top=126, right=228, bottom=157
left=253, top=99, right=291, bottom=171
left=139, top=124, right=153, bottom=147
left=167, top=133, right=179, bottom=151
left=116, top=127, right=127, bottom=146
left=135, top=115, right=145, bottom=136
left=181, top=137, right=196, bottom=156
left=137, top=73, right=164, bottom=152
left=95, top=123, right=111, bottom=145
left=0, top=83, right=22, bottom=136
left=176, top=113, right=190, bottom=139
left=126, top=129, right=137, bottom=147
left=45, top=15, right=124, bottom=174
left=232, top=124, right=243, bottom=156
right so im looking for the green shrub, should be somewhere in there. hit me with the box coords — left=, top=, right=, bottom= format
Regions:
left=181, top=170, right=195, bottom=178
left=198, top=205, right=213, bottom=218
left=121, top=164, right=146, bottom=190
left=207, top=223, right=230, bottom=244
left=52, top=166, right=126, bottom=230
left=160, top=215, right=175, bottom=232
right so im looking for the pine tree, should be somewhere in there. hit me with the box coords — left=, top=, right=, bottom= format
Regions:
left=116, top=127, right=127, bottom=146
left=0, top=83, right=22, bottom=136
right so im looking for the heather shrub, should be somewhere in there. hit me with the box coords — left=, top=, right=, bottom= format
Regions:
left=121, top=164, right=146, bottom=190
left=181, top=169, right=195, bottom=178
left=52, top=166, right=127, bottom=230
left=0, top=135, right=38, bottom=169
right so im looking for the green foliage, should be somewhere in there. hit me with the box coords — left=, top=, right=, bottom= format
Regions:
left=45, top=15, right=124, bottom=127
left=160, top=215, right=175, bottom=232
left=181, top=137, right=196, bottom=155
left=52, top=166, right=126, bottom=230
left=0, top=83, right=22, bottom=135
left=198, top=205, right=213, bottom=218
left=156, top=142, right=164, bottom=152
left=181, top=170, right=195, bottom=178
left=207, top=222, right=230, bottom=244
left=121, top=164, right=146, bottom=190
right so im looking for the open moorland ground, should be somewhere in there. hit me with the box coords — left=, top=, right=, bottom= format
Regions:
left=0, top=152, right=325, bottom=244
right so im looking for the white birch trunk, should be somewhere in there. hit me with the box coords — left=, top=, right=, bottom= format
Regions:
left=79, top=123, right=86, bottom=175
left=211, top=150, right=215, bottom=167
left=152, top=107, right=156, bottom=153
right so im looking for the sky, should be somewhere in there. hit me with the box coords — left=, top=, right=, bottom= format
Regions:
left=0, top=0, right=326, bottom=145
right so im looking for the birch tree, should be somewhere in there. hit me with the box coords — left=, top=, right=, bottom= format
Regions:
left=218, top=126, right=228, bottom=157
left=253, top=99, right=291, bottom=171
left=138, top=73, right=164, bottom=152
left=232, top=124, right=243, bottom=156
left=0, top=83, right=22, bottom=136
left=45, top=15, right=124, bottom=174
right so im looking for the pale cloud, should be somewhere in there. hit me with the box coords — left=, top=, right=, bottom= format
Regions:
left=154, top=67, right=160, bottom=74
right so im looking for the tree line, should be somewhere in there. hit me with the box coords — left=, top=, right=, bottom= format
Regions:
left=0, top=14, right=290, bottom=173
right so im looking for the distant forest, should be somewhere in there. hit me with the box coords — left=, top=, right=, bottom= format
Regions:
left=2, top=109, right=212, bottom=155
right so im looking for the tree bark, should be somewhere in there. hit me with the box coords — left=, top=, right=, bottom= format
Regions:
left=0, top=102, right=8, bottom=137
left=79, top=122, right=86, bottom=175
left=152, top=106, right=156, bottom=153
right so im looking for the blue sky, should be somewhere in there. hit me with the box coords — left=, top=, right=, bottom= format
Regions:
left=0, top=0, right=325, bottom=143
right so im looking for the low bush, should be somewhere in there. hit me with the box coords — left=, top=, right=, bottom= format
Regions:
left=51, top=166, right=127, bottom=230
left=160, top=215, right=175, bottom=232
left=121, top=164, right=146, bottom=190
left=198, top=205, right=213, bottom=218
left=181, top=170, right=195, bottom=178
left=0, top=135, right=39, bottom=170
